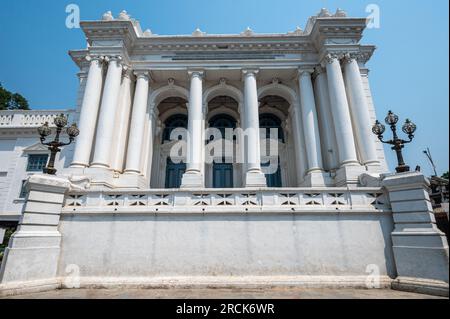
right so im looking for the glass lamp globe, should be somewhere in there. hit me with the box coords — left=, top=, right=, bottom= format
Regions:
left=54, top=114, right=68, bottom=128
left=385, top=111, right=399, bottom=125
left=372, top=120, right=386, bottom=136
left=402, top=119, right=417, bottom=136
left=67, top=123, right=80, bottom=138
left=38, top=122, right=52, bottom=137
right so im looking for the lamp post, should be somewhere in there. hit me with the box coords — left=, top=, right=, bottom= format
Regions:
left=38, top=114, right=80, bottom=175
left=372, top=110, right=417, bottom=173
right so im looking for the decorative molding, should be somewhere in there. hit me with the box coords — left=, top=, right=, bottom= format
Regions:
left=241, top=27, right=254, bottom=37
left=102, top=11, right=114, bottom=21
left=22, top=142, right=50, bottom=153
left=62, top=188, right=390, bottom=213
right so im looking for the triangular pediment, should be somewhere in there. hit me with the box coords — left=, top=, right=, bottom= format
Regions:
left=23, top=142, right=49, bottom=153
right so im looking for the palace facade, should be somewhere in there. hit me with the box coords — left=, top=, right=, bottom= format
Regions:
left=0, top=9, right=447, bottom=297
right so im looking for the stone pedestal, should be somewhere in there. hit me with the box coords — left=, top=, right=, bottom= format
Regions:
left=334, top=165, right=367, bottom=187
left=244, top=171, right=267, bottom=188
left=304, top=171, right=333, bottom=187
left=383, top=172, right=449, bottom=296
left=180, top=172, right=205, bottom=189
left=0, top=175, right=70, bottom=285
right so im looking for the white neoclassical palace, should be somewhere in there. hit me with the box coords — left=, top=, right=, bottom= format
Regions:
left=63, top=8, right=388, bottom=191
left=0, top=9, right=447, bottom=297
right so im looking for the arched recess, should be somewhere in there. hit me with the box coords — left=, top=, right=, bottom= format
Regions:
left=257, top=93, right=297, bottom=188
left=203, top=81, right=244, bottom=112
left=149, top=83, right=189, bottom=112
left=150, top=96, right=189, bottom=189
left=257, top=81, right=298, bottom=106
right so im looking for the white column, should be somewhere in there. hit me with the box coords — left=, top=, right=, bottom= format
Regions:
left=111, top=69, right=134, bottom=172
left=124, top=71, right=150, bottom=174
left=289, top=106, right=308, bottom=185
left=324, top=54, right=359, bottom=166
left=313, top=66, right=339, bottom=170
left=242, top=69, right=266, bottom=187
left=71, top=56, right=104, bottom=168
left=91, top=56, right=124, bottom=168
left=343, top=54, right=380, bottom=166
left=298, top=69, right=324, bottom=173
left=144, top=107, right=158, bottom=182
left=181, top=71, right=205, bottom=188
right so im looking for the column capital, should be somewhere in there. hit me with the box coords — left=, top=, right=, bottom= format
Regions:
left=85, top=54, right=105, bottom=63
left=122, top=68, right=134, bottom=79
left=322, top=52, right=345, bottom=65
left=188, top=69, right=205, bottom=79
left=133, top=70, right=151, bottom=81
left=298, top=67, right=315, bottom=78
left=342, top=52, right=358, bottom=65
left=104, top=55, right=123, bottom=66
left=312, top=65, right=326, bottom=80
left=241, top=68, right=259, bottom=79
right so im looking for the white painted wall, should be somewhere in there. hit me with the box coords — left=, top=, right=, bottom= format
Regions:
left=0, top=136, right=74, bottom=220
left=57, top=212, right=396, bottom=278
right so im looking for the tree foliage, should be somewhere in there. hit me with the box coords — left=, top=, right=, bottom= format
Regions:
left=0, top=83, right=30, bottom=110
left=442, top=171, right=449, bottom=180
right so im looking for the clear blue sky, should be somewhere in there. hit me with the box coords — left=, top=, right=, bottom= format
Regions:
left=0, top=0, right=448, bottom=176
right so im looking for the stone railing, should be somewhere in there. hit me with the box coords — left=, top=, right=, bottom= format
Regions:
left=62, top=187, right=390, bottom=214
left=0, top=110, right=76, bottom=128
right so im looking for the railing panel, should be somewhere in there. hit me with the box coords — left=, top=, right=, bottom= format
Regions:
left=62, top=188, right=391, bottom=214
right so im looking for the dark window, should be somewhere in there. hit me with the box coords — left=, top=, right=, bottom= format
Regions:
left=262, top=158, right=282, bottom=188
left=209, top=115, right=237, bottom=188
left=165, top=158, right=186, bottom=189
left=259, top=113, right=284, bottom=142
left=162, top=114, right=188, bottom=143
left=213, top=161, right=234, bottom=188
left=19, top=180, right=28, bottom=198
left=26, top=154, right=48, bottom=172
left=208, top=114, right=237, bottom=140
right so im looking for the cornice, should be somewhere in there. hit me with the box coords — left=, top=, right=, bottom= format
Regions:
left=70, top=11, right=376, bottom=69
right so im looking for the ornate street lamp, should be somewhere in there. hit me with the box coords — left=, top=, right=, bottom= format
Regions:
left=38, top=114, right=80, bottom=175
left=372, top=110, right=417, bottom=173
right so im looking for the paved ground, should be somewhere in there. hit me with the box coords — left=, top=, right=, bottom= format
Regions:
left=2, top=288, right=446, bottom=299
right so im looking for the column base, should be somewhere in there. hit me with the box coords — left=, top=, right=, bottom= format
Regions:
left=60, top=167, right=147, bottom=189
left=244, top=171, right=267, bottom=188
left=180, top=171, right=204, bottom=188
left=90, top=163, right=110, bottom=169
left=334, top=165, right=367, bottom=187
left=303, top=171, right=333, bottom=187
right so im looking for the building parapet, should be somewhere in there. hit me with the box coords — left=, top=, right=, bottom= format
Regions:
left=62, top=187, right=390, bottom=214
left=0, top=110, right=75, bottom=128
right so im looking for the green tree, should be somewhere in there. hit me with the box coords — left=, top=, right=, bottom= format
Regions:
left=442, top=171, right=449, bottom=180
left=0, top=83, right=30, bottom=110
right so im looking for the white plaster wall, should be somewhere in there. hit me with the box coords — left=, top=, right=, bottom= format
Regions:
left=57, top=212, right=396, bottom=278
left=0, top=137, right=73, bottom=219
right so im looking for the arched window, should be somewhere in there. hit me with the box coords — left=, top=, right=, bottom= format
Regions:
left=162, top=114, right=187, bottom=143
left=259, top=113, right=284, bottom=142
left=208, top=114, right=237, bottom=140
